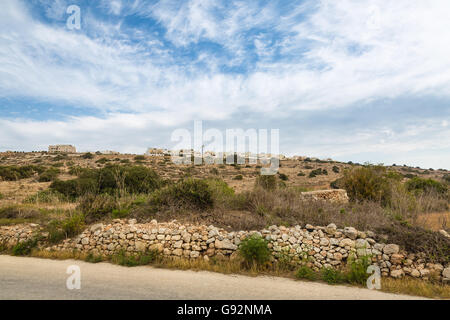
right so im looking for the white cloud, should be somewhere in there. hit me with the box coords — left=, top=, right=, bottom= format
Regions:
left=1, top=0, right=450, bottom=168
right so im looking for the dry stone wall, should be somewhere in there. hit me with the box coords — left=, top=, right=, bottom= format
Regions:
left=300, top=189, right=349, bottom=203
left=1, top=220, right=449, bottom=282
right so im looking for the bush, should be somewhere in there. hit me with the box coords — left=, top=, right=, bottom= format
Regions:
left=77, top=194, right=117, bottom=223
left=82, top=152, right=94, bottom=159
left=0, top=165, right=44, bottom=181
left=96, top=157, right=109, bottom=164
left=112, top=250, right=160, bottom=267
left=0, top=193, right=3, bottom=200
left=38, top=168, right=60, bottom=182
left=124, top=166, right=161, bottom=194
left=321, top=267, right=346, bottom=284
left=278, top=173, right=288, bottom=181
left=375, top=224, right=450, bottom=265
left=406, top=177, right=448, bottom=196
left=152, top=178, right=214, bottom=210
left=12, top=237, right=39, bottom=256
left=134, top=155, right=146, bottom=161
left=340, top=165, right=398, bottom=205
left=24, top=189, right=66, bottom=204
left=46, top=213, right=85, bottom=243
left=332, top=166, right=340, bottom=173
left=50, top=166, right=161, bottom=198
left=309, top=168, right=327, bottom=178
left=238, top=234, right=271, bottom=267
left=111, top=208, right=130, bottom=219
left=233, top=174, right=243, bottom=180
left=255, top=175, right=277, bottom=191
left=345, top=256, right=371, bottom=285
left=295, top=266, right=318, bottom=281
left=50, top=178, right=97, bottom=199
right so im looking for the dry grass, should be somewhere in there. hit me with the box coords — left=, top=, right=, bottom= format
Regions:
left=381, top=277, right=450, bottom=299
left=417, top=212, right=450, bottom=231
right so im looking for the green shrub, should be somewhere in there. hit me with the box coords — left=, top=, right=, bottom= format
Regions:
left=330, top=178, right=343, bottom=189
left=0, top=193, right=3, bottom=200
left=24, top=189, right=66, bottom=204
left=233, top=174, right=243, bottom=180
left=152, top=178, right=214, bottom=210
left=96, top=157, right=109, bottom=164
left=85, top=253, right=104, bottom=263
left=238, top=234, right=271, bottom=267
left=255, top=175, right=277, bottom=191
left=82, top=152, right=94, bottom=159
left=297, top=172, right=305, bottom=177
left=321, top=267, right=346, bottom=284
left=46, top=213, right=85, bottom=243
left=295, top=266, right=318, bottom=281
left=278, top=173, right=288, bottom=181
left=309, top=168, right=327, bottom=178
left=62, top=213, right=85, bottom=237
left=51, top=166, right=161, bottom=198
left=406, top=177, right=448, bottom=195
left=111, top=208, right=130, bottom=219
left=124, top=166, right=161, bottom=194
left=340, top=165, right=398, bottom=205
left=0, top=165, right=44, bottom=181
left=50, top=178, right=97, bottom=199
left=77, top=194, right=117, bottom=223
left=12, top=237, right=39, bottom=256
left=112, top=250, right=160, bottom=267
left=134, top=155, right=146, bottom=161
left=345, top=256, right=371, bottom=285
left=444, top=174, right=450, bottom=184
left=38, top=168, right=60, bottom=182
left=332, top=166, right=340, bottom=173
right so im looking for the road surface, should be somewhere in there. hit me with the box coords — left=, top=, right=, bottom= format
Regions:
left=0, top=255, right=425, bottom=300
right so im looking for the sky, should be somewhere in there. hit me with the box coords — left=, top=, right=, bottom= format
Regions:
left=0, top=0, right=449, bottom=169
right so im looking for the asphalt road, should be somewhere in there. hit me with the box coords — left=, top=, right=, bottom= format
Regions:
left=0, top=255, right=425, bottom=300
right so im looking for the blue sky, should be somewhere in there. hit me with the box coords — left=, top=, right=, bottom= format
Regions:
left=1, top=0, right=449, bottom=169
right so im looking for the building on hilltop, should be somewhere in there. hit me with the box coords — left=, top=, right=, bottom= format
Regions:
left=100, top=150, right=120, bottom=155
left=48, top=145, right=77, bottom=153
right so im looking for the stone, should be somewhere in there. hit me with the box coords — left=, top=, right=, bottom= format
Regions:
left=135, top=241, right=146, bottom=251
left=383, top=244, right=399, bottom=255
left=390, top=269, right=404, bottom=278
left=410, top=269, right=420, bottom=278
left=333, top=252, right=343, bottom=261
left=214, top=240, right=237, bottom=250
left=90, top=223, right=103, bottom=232
left=325, top=223, right=336, bottom=235
left=172, top=249, right=183, bottom=256
left=339, top=238, right=355, bottom=248
left=390, top=254, right=404, bottom=265
left=319, top=238, right=329, bottom=246
left=442, top=267, right=450, bottom=279
left=439, top=230, right=449, bottom=238
left=190, top=251, right=200, bottom=258
left=355, top=239, right=369, bottom=249
left=343, top=227, right=358, bottom=240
